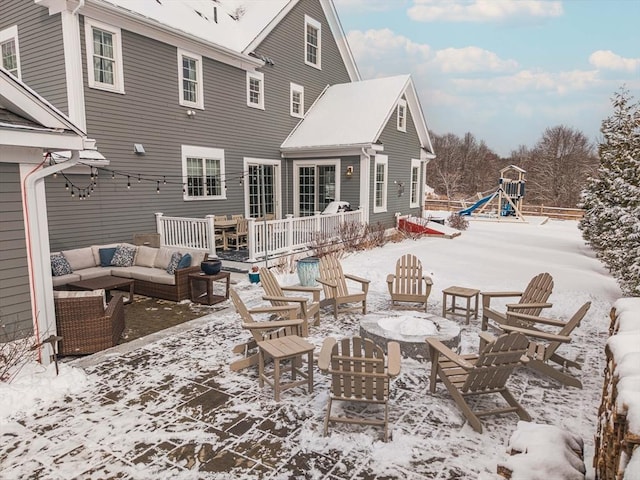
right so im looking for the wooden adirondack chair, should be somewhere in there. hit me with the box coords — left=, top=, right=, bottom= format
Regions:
left=317, top=255, right=370, bottom=319
left=386, top=254, right=433, bottom=311
left=229, top=288, right=304, bottom=372
left=259, top=267, right=321, bottom=335
left=318, top=336, right=401, bottom=442
left=481, top=272, right=554, bottom=331
left=500, top=301, right=591, bottom=388
left=427, top=331, right=531, bottom=433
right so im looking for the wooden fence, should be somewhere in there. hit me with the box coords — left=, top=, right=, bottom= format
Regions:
left=423, top=199, right=584, bottom=220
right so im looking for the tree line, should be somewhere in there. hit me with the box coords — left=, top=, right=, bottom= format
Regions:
left=425, top=125, right=600, bottom=208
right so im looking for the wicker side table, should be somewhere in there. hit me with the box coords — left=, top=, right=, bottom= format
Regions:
left=188, top=271, right=230, bottom=305
left=442, top=286, right=480, bottom=325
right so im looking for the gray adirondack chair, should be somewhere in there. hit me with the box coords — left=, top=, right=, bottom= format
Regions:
left=501, top=301, right=591, bottom=388
left=427, top=331, right=531, bottom=433
left=318, top=336, right=401, bottom=442
left=481, top=272, right=554, bottom=331
left=317, top=254, right=370, bottom=319
left=386, top=254, right=433, bottom=311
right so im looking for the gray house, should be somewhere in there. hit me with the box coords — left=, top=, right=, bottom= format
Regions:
left=0, top=0, right=435, bottom=350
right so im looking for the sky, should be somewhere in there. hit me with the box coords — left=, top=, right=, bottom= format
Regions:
left=333, top=0, right=640, bottom=157
left=2, top=216, right=636, bottom=478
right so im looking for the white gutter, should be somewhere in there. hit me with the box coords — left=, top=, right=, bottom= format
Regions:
left=21, top=152, right=81, bottom=366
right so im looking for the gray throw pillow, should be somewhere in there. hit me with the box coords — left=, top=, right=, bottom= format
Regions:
left=110, top=245, right=137, bottom=267
left=166, top=252, right=182, bottom=275
left=51, top=253, right=73, bottom=276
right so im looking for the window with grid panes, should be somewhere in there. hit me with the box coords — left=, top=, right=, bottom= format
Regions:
left=85, top=19, right=123, bottom=92
left=410, top=160, right=420, bottom=207
left=374, top=156, right=388, bottom=212
left=248, top=164, right=276, bottom=218
left=247, top=71, right=264, bottom=109
left=305, top=16, right=321, bottom=68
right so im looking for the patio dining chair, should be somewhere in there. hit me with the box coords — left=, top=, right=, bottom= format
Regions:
left=224, top=218, right=249, bottom=250
left=228, top=288, right=304, bottom=372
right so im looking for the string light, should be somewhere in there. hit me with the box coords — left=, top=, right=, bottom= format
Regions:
left=47, top=158, right=250, bottom=201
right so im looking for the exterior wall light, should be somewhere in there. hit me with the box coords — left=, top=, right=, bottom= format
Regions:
left=345, top=165, right=353, bottom=177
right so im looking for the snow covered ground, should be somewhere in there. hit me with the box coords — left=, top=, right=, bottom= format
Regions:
left=0, top=217, right=627, bottom=479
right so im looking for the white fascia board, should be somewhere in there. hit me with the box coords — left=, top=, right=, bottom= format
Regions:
left=243, top=1, right=299, bottom=54
left=371, top=76, right=410, bottom=143
left=280, top=143, right=377, bottom=159
left=319, top=0, right=360, bottom=81
left=404, top=79, right=435, bottom=155
left=0, top=128, right=86, bottom=151
left=80, top=2, right=264, bottom=72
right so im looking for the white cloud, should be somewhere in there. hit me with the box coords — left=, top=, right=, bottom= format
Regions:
left=433, top=47, right=518, bottom=73
left=333, top=0, right=403, bottom=13
left=346, top=29, right=431, bottom=63
left=407, top=0, right=563, bottom=22
left=452, top=69, right=600, bottom=94
left=589, top=50, right=640, bottom=72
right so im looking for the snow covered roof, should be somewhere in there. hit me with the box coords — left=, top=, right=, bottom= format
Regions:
left=281, top=75, right=433, bottom=155
left=95, top=0, right=291, bottom=53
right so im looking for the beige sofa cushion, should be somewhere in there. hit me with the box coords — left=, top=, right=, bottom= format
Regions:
left=52, top=273, right=81, bottom=287
left=53, top=289, right=106, bottom=308
left=135, top=246, right=158, bottom=267
left=62, top=247, right=96, bottom=270
left=154, top=247, right=176, bottom=270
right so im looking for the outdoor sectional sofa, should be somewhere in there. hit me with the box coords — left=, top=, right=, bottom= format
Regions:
left=51, top=243, right=207, bottom=302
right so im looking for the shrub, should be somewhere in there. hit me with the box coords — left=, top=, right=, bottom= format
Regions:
left=448, top=213, right=469, bottom=230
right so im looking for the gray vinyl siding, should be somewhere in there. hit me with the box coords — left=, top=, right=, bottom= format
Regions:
left=371, top=98, right=424, bottom=227
left=43, top=0, right=355, bottom=251
left=0, top=0, right=68, bottom=114
left=0, top=163, right=33, bottom=341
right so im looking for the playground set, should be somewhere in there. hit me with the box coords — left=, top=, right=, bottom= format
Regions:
left=458, top=165, right=527, bottom=222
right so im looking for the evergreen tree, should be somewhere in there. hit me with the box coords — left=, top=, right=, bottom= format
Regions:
left=579, top=88, right=640, bottom=295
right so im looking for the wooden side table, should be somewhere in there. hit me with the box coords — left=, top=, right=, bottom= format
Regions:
left=442, top=286, right=480, bottom=325
left=188, top=271, right=231, bottom=305
left=258, top=335, right=315, bottom=401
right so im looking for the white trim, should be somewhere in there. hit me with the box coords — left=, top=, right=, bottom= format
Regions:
left=246, top=71, right=264, bottom=110
left=243, top=157, right=281, bottom=219
left=177, top=48, right=204, bottom=110
left=243, top=1, right=300, bottom=54
left=181, top=145, right=226, bottom=201
left=409, top=158, right=421, bottom=208
left=60, top=10, right=86, bottom=130
left=84, top=18, right=125, bottom=94
left=318, top=0, right=360, bottom=81
left=359, top=150, right=371, bottom=222
left=292, top=158, right=341, bottom=217
left=304, top=15, right=321, bottom=70
left=373, top=154, right=388, bottom=213
left=0, top=25, right=21, bottom=80
left=397, top=99, right=407, bottom=132
left=290, top=82, right=304, bottom=118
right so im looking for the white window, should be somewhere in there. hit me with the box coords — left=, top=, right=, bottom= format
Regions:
left=410, top=159, right=421, bottom=208
left=304, top=15, right=321, bottom=69
left=0, top=25, right=21, bottom=79
left=397, top=99, right=407, bottom=132
left=178, top=49, right=203, bottom=109
left=246, top=71, right=264, bottom=109
left=290, top=83, right=304, bottom=118
left=182, top=146, right=226, bottom=200
left=84, top=18, right=124, bottom=93
left=373, top=155, right=388, bottom=213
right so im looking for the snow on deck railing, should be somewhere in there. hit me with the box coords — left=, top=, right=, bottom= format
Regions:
left=155, top=209, right=366, bottom=261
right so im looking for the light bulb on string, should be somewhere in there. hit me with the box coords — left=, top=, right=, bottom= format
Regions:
left=112, top=171, right=115, bottom=179
left=137, top=174, right=141, bottom=183
left=53, top=172, right=57, bottom=179
left=65, top=182, right=69, bottom=191
left=127, top=176, right=131, bottom=189
left=156, top=181, right=160, bottom=194
left=70, top=188, right=74, bottom=197
left=163, top=176, right=167, bottom=185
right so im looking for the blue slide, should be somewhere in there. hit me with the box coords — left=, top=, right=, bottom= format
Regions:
left=458, top=193, right=494, bottom=216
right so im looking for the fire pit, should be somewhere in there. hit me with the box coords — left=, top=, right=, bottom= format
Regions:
left=359, top=310, right=461, bottom=361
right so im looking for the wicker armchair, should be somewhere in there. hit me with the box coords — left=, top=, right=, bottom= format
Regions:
left=53, top=290, right=125, bottom=355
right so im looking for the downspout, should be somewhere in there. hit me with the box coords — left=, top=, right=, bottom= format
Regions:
left=72, top=0, right=84, bottom=15
left=22, top=153, right=80, bottom=365
left=360, top=147, right=371, bottom=224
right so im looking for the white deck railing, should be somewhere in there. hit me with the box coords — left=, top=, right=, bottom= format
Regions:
left=155, top=209, right=366, bottom=260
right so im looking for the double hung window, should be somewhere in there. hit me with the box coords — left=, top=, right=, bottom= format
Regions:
left=410, top=159, right=421, bottom=208
left=290, top=83, right=304, bottom=118
left=1, top=25, right=20, bottom=79
left=304, top=16, right=321, bottom=69
left=373, top=155, right=388, bottom=213
left=247, top=71, right=264, bottom=109
left=182, top=146, right=226, bottom=200
left=397, top=99, right=407, bottom=132
left=178, top=49, right=203, bottom=109
left=85, top=19, right=124, bottom=93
